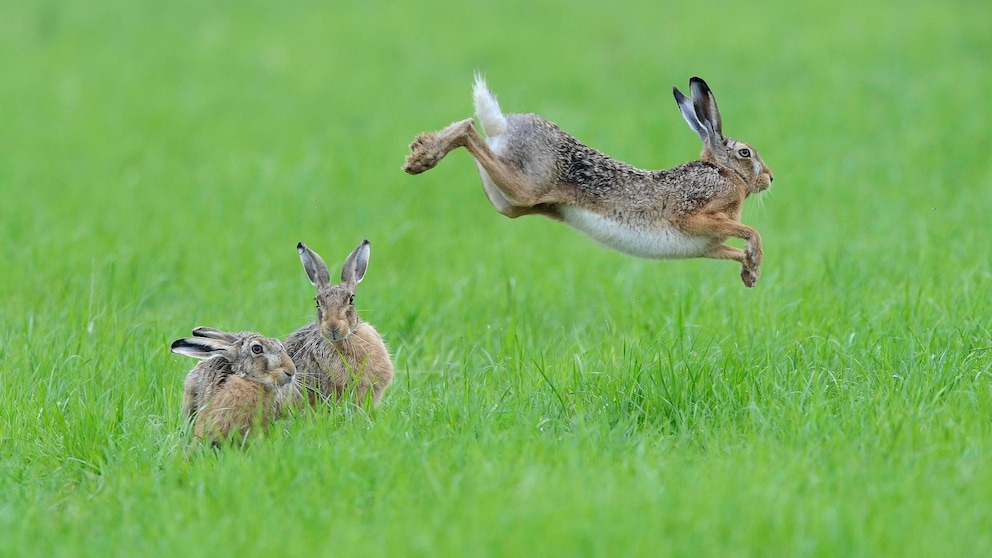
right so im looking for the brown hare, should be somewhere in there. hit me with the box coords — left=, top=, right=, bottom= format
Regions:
left=283, top=240, right=394, bottom=409
left=403, top=76, right=774, bottom=287
left=171, top=327, right=296, bottom=445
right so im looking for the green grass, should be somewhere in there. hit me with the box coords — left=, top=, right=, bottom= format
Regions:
left=2, top=0, right=991, bottom=555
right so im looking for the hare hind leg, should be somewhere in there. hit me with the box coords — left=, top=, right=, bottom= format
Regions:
left=403, top=118, right=476, bottom=175
left=404, top=118, right=554, bottom=218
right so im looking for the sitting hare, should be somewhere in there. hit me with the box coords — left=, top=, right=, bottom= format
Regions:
left=403, top=76, right=774, bottom=287
left=284, top=240, right=394, bottom=408
left=171, top=327, right=296, bottom=445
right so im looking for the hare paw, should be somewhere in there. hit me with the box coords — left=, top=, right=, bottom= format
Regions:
left=741, top=265, right=760, bottom=288
left=403, top=133, right=444, bottom=175
left=745, top=244, right=762, bottom=271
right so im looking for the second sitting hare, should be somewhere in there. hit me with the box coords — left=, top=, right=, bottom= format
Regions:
left=284, top=240, right=394, bottom=409
left=403, top=76, right=774, bottom=287
left=171, top=327, right=296, bottom=445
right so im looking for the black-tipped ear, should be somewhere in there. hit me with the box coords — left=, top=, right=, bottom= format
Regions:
left=170, top=337, right=234, bottom=360
left=191, top=327, right=238, bottom=342
left=689, top=77, right=723, bottom=137
left=341, top=240, right=371, bottom=287
left=297, top=242, right=331, bottom=289
left=674, top=86, right=709, bottom=142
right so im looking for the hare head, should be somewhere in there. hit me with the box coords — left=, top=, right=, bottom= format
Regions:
left=171, top=328, right=296, bottom=389
left=297, top=240, right=371, bottom=343
left=673, top=77, right=773, bottom=195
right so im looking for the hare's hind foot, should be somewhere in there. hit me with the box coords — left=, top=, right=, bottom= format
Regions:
left=402, top=118, right=475, bottom=175
left=403, top=133, right=445, bottom=174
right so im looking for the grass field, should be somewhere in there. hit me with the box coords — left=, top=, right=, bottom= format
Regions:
left=2, top=0, right=991, bottom=555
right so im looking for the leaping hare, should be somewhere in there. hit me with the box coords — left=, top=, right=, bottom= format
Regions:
left=403, top=76, right=774, bottom=287
left=284, top=240, right=394, bottom=408
left=171, top=327, right=296, bottom=445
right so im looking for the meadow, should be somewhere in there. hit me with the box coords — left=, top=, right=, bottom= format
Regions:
left=1, top=0, right=990, bottom=555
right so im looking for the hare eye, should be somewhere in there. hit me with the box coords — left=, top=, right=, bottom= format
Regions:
left=349, top=294, right=355, bottom=305
left=250, top=343, right=264, bottom=355
left=738, top=148, right=751, bottom=158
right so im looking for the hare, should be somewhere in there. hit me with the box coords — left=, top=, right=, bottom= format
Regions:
left=283, top=240, right=394, bottom=408
left=403, top=76, right=774, bottom=287
left=171, top=327, right=296, bottom=444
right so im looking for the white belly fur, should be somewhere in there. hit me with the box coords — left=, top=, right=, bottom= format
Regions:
left=558, top=206, right=713, bottom=259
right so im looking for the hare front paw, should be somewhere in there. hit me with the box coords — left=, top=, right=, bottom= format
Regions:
left=741, top=239, right=762, bottom=287
left=744, top=241, right=762, bottom=270
left=741, top=265, right=760, bottom=288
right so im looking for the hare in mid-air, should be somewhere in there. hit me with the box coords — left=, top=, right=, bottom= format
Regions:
left=283, top=240, right=394, bottom=408
left=171, top=327, right=296, bottom=445
left=403, top=76, right=774, bottom=287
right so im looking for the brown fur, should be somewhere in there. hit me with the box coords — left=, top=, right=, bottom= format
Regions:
left=284, top=321, right=393, bottom=407
left=193, top=376, right=277, bottom=443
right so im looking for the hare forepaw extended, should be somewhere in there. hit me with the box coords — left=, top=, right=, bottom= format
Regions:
left=744, top=241, right=762, bottom=269
left=741, top=265, right=760, bottom=288
left=742, top=239, right=762, bottom=287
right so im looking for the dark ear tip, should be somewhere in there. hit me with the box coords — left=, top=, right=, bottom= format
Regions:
left=297, top=242, right=305, bottom=250
left=170, top=339, right=186, bottom=350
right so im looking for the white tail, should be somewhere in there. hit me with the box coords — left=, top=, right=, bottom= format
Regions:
left=473, top=74, right=507, bottom=138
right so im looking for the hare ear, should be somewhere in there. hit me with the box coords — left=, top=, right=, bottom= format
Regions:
left=674, top=86, right=709, bottom=143
left=170, top=337, right=235, bottom=360
left=297, top=242, right=331, bottom=289
left=191, top=327, right=237, bottom=342
left=341, top=239, right=371, bottom=288
left=689, top=77, right=723, bottom=138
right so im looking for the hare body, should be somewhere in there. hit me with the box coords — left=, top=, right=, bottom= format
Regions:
left=285, top=321, right=393, bottom=407
left=404, top=76, right=774, bottom=287
left=191, top=375, right=274, bottom=442
left=284, top=240, right=394, bottom=408
left=172, top=327, right=296, bottom=444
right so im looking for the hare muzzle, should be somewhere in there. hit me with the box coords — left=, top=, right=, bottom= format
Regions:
left=276, top=369, right=294, bottom=387
left=320, top=320, right=352, bottom=343
left=757, top=160, right=774, bottom=191
left=279, top=358, right=296, bottom=386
